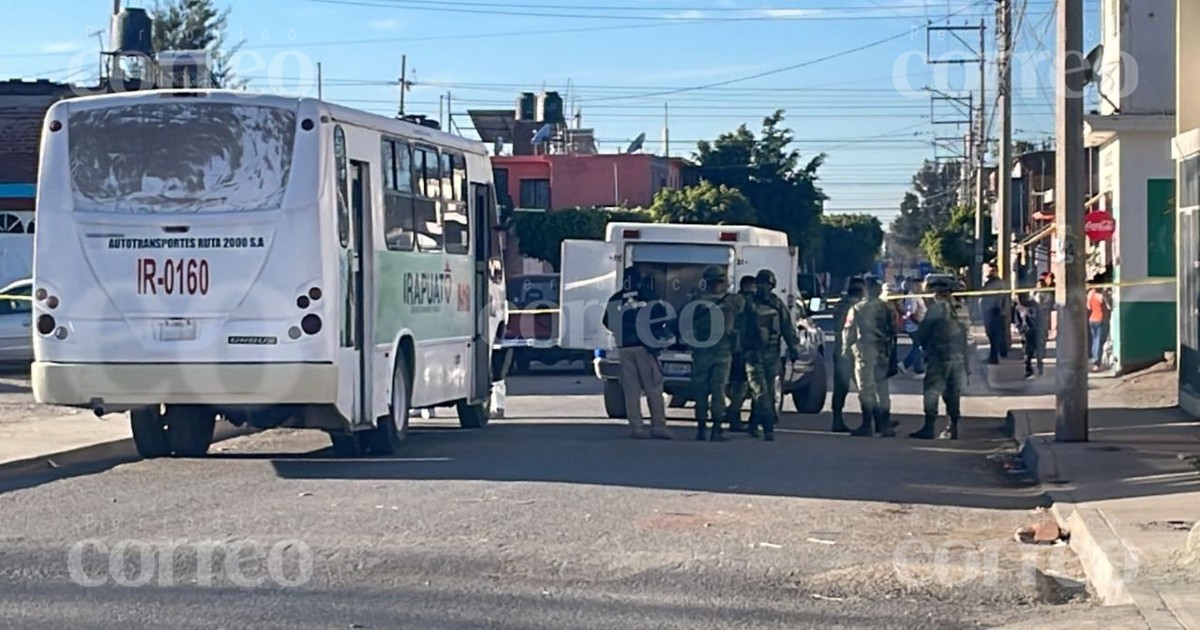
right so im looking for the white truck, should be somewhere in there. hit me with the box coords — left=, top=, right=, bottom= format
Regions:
left=557, top=222, right=828, bottom=418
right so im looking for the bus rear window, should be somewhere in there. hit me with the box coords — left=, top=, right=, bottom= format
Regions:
left=67, top=102, right=297, bottom=214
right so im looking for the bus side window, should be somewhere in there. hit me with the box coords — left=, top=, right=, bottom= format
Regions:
left=413, top=146, right=442, bottom=251
left=381, top=137, right=414, bottom=251
left=334, top=126, right=349, bottom=247
left=443, top=151, right=469, bottom=255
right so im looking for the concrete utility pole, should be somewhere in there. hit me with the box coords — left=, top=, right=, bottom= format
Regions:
left=974, top=19, right=988, bottom=287
left=1055, top=0, right=1089, bottom=442
left=317, top=62, right=323, bottom=101
left=997, top=0, right=1014, bottom=288
left=398, top=54, right=407, bottom=117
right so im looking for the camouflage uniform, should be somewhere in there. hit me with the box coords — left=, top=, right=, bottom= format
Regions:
left=743, top=269, right=801, bottom=442
left=687, top=266, right=740, bottom=442
left=911, top=282, right=971, bottom=439
left=842, top=280, right=896, bottom=437
left=830, top=280, right=865, bottom=433
left=724, top=280, right=756, bottom=431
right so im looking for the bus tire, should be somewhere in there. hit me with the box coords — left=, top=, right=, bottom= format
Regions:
left=368, top=360, right=411, bottom=455
left=164, top=406, right=216, bottom=458
left=603, top=379, right=626, bottom=419
left=130, top=407, right=171, bottom=459
left=457, top=400, right=489, bottom=429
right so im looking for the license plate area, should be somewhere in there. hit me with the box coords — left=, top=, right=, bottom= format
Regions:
left=155, top=319, right=197, bottom=341
left=661, top=361, right=691, bottom=377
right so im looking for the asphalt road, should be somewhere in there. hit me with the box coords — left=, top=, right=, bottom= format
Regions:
left=0, top=370, right=1148, bottom=629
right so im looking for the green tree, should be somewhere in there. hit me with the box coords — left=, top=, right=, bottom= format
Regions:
left=152, top=0, right=244, bottom=87
left=512, top=207, right=650, bottom=270
left=648, top=181, right=755, bottom=225
left=818, top=214, right=884, bottom=278
left=887, top=160, right=962, bottom=264
left=920, top=205, right=990, bottom=271
left=693, top=111, right=826, bottom=254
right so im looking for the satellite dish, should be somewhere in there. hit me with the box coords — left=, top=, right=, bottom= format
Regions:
left=626, top=132, right=646, bottom=154
left=531, top=124, right=553, bottom=145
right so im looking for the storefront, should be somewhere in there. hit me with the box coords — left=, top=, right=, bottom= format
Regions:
left=1179, top=150, right=1200, bottom=411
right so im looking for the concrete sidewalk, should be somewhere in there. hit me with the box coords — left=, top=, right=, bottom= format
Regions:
left=1007, top=406, right=1200, bottom=628
left=0, top=409, right=131, bottom=469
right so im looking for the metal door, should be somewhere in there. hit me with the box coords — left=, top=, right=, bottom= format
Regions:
left=558, top=240, right=617, bottom=350
left=350, top=160, right=374, bottom=424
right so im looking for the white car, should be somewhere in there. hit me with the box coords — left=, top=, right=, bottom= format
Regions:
left=0, top=278, right=33, bottom=363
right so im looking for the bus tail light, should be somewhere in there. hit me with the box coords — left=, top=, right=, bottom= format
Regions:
left=301, top=314, right=322, bottom=335
left=719, top=232, right=738, bottom=242
left=308, top=287, right=322, bottom=301
left=48, top=120, right=62, bottom=132
left=36, top=315, right=56, bottom=335
left=622, top=229, right=640, bottom=239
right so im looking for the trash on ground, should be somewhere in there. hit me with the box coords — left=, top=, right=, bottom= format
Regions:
left=806, top=537, right=837, bottom=545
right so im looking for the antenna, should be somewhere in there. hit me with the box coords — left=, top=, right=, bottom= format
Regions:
left=626, top=132, right=646, bottom=155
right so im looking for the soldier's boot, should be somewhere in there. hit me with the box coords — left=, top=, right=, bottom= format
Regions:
left=851, top=407, right=875, bottom=437
left=709, top=420, right=727, bottom=442
left=726, top=408, right=745, bottom=433
left=746, top=412, right=761, bottom=438
left=909, top=414, right=938, bottom=440
left=830, top=409, right=852, bottom=434
left=876, top=409, right=896, bottom=438
left=695, top=421, right=708, bottom=442
left=939, top=417, right=960, bottom=440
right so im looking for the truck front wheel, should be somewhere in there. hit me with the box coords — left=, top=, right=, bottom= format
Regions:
left=602, top=379, right=626, bottom=419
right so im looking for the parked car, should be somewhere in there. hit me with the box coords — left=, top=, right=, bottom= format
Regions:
left=501, top=273, right=592, bottom=373
left=0, top=278, right=33, bottom=363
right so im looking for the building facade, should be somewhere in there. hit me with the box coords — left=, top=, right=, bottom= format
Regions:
left=1084, top=0, right=1178, bottom=373
left=0, top=79, right=75, bottom=286
left=1175, top=0, right=1200, bottom=414
left=491, top=153, right=675, bottom=212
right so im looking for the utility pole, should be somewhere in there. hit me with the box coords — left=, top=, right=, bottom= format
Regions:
left=664, top=102, right=670, bottom=159
left=398, top=54, right=407, bottom=117
left=317, top=62, right=323, bottom=101
left=446, top=90, right=453, bottom=132
left=1055, top=0, right=1088, bottom=442
left=997, top=0, right=1015, bottom=289
left=974, top=18, right=988, bottom=288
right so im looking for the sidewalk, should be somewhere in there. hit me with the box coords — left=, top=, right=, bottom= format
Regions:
left=1005, top=394, right=1200, bottom=627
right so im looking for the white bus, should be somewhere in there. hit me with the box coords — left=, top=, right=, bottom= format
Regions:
left=32, top=90, right=508, bottom=458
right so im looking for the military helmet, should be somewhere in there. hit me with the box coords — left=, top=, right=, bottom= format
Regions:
left=755, top=269, right=776, bottom=287
left=702, top=265, right=727, bottom=284
left=926, top=275, right=954, bottom=293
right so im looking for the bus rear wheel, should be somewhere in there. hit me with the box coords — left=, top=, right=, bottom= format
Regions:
left=164, top=406, right=216, bottom=458
left=457, top=400, right=489, bottom=429
left=130, top=407, right=171, bottom=459
left=368, top=360, right=411, bottom=456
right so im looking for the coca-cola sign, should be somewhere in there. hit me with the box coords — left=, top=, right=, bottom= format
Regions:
left=1084, top=210, right=1116, bottom=242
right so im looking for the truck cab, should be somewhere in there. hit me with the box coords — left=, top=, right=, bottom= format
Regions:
left=558, top=223, right=827, bottom=418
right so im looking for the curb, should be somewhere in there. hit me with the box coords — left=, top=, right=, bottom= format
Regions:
left=0, top=421, right=256, bottom=485
left=1011, top=411, right=1190, bottom=628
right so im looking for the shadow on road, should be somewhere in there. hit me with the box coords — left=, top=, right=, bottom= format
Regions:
left=266, top=411, right=1047, bottom=511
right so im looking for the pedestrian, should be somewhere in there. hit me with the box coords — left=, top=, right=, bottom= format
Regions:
left=1035, top=275, right=1054, bottom=350
left=1014, top=291, right=1042, bottom=379
left=602, top=266, right=675, bottom=439
left=980, top=264, right=1008, bottom=364
left=1087, top=282, right=1111, bottom=371
left=910, top=276, right=971, bottom=440
left=685, top=266, right=740, bottom=442
left=900, top=278, right=927, bottom=377
left=843, top=276, right=896, bottom=437
left=742, top=269, right=802, bottom=442
left=830, top=276, right=865, bottom=433
left=725, top=275, right=757, bottom=432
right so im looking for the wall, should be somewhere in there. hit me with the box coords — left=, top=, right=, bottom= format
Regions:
left=1108, top=132, right=1178, bottom=370
left=1178, top=0, right=1200, bottom=133
left=492, top=154, right=670, bottom=211
left=1121, top=0, right=1177, bottom=114
left=0, top=80, right=75, bottom=200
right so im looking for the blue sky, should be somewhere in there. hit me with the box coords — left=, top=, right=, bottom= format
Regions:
left=2, top=0, right=1100, bottom=224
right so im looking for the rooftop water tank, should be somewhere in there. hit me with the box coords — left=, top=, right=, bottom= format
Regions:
left=112, top=7, right=154, bottom=57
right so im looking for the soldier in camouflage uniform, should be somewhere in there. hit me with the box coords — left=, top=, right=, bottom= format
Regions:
left=743, top=269, right=802, bottom=442
left=842, top=276, right=896, bottom=437
left=910, top=276, right=971, bottom=440
left=687, top=266, right=741, bottom=442
left=830, top=277, right=866, bottom=433
left=724, top=275, right=757, bottom=432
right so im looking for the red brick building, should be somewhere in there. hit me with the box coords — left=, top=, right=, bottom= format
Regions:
left=491, top=153, right=689, bottom=211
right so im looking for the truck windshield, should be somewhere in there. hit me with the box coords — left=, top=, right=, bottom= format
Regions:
left=67, top=101, right=297, bottom=214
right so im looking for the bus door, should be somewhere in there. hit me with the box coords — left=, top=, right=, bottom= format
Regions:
left=469, top=182, right=494, bottom=403
left=350, top=160, right=375, bottom=424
